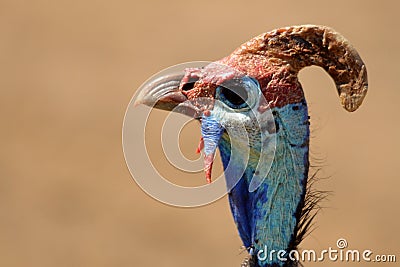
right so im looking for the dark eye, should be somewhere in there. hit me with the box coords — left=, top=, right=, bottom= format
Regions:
left=216, top=76, right=261, bottom=111
left=217, top=80, right=249, bottom=109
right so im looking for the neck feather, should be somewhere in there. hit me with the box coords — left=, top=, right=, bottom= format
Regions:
left=219, top=102, right=310, bottom=267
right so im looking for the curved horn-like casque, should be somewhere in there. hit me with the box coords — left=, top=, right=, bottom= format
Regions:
left=226, top=25, right=368, bottom=112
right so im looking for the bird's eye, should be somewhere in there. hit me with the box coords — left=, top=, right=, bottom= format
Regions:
left=216, top=77, right=259, bottom=110
left=219, top=85, right=248, bottom=106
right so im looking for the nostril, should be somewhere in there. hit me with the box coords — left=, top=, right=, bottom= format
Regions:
left=181, top=77, right=199, bottom=92
left=181, top=81, right=196, bottom=91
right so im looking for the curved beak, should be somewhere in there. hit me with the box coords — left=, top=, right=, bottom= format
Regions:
left=134, top=72, right=201, bottom=118
left=134, top=73, right=187, bottom=111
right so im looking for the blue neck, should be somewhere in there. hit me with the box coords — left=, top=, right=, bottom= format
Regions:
left=219, top=102, right=309, bottom=266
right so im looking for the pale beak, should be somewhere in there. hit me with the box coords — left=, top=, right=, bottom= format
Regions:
left=134, top=72, right=202, bottom=118
left=134, top=72, right=187, bottom=111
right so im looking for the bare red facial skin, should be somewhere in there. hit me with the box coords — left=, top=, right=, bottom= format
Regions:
left=204, top=154, right=214, bottom=184
left=195, top=137, right=214, bottom=184
left=203, top=110, right=211, bottom=117
left=196, top=137, right=204, bottom=154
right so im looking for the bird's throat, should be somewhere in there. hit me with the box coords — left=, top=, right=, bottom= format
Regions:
left=219, top=103, right=310, bottom=267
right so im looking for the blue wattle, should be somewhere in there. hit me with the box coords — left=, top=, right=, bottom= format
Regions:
left=201, top=114, right=224, bottom=156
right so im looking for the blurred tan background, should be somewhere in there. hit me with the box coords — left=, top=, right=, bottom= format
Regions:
left=1, top=0, right=399, bottom=266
